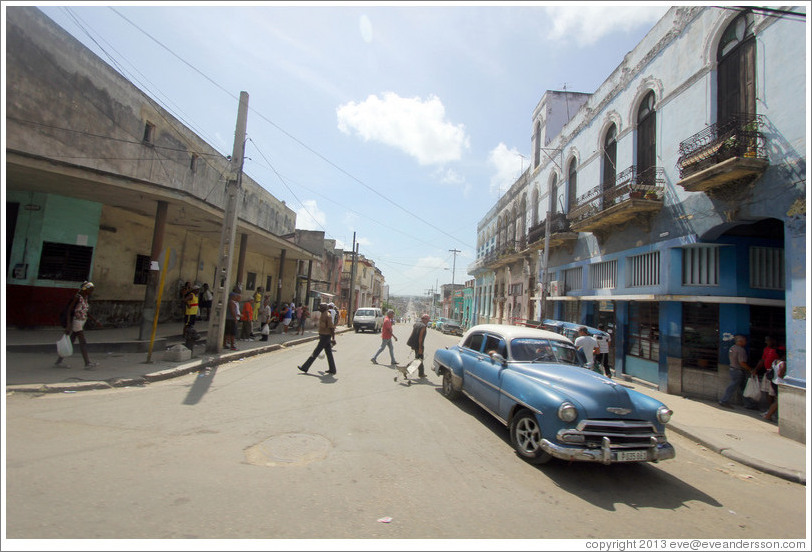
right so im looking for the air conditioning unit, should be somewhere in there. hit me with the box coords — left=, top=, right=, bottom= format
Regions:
left=549, top=280, right=562, bottom=297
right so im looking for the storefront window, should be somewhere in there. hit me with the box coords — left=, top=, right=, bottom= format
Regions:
left=682, top=302, right=719, bottom=370
left=629, top=302, right=659, bottom=361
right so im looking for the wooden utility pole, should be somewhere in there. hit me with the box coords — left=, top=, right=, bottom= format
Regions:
left=206, top=91, right=249, bottom=353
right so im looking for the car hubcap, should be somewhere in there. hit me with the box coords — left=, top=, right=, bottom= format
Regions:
left=515, top=417, right=541, bottom=453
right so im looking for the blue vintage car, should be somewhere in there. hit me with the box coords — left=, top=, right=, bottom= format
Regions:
left=431, top=324, right=675, bottom=466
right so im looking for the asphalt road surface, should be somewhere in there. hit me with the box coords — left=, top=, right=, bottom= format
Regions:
left=5, top=327, right=806, bottom=541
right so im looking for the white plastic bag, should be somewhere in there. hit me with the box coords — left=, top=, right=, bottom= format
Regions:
left=743, top=375, right=762, bottom=402
left=261, top=323, right=269, bottom=336
left=56, top=333, right=73, bottom=358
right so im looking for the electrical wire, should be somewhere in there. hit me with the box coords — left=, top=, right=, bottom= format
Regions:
left=107, top=6, right=474, bottom=251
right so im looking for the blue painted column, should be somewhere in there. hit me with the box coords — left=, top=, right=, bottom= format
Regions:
left=659, top=301, right=682, bottom=391
left=614, top=301, right=629, bottom=377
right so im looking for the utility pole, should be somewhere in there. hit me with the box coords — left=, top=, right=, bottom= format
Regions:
left=346, top=232, right=356, bottom=326
left=449, top=248, right=460, bottom=321
left=206, top=91, right=249, bottom=353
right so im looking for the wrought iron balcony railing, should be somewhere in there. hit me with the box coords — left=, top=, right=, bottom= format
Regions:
left=677, top=113, right=767, bottom=179
left=527, top=212, right=570, bottom=244
left=567, top=166, right=665, bottom=225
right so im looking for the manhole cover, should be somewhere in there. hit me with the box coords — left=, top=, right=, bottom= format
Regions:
left=244, top=433, right=331, bottom=467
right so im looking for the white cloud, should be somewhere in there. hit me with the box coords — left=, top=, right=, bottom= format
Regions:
left=336, top=92, right=470, bottom=165
left=295, top=200, right=326, bottom=231
left=544, top=6, right=669, bottom=47
left=432, top=167, right=471, bottom=197
left=488, top=143, right=526, bottom=196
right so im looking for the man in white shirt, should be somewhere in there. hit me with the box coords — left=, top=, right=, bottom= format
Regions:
left=595, top=323, right=612, bottom=378
left=574, top=326, right=599, bottom=371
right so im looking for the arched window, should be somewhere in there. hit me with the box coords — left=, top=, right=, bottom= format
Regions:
left=534, top=121, right=542, bottom=167
left=550, top=173, right=558, bottom=215
left=531, top=187, right=539, bottom=226
left=602, top=124, right=618, bottom=199
left=567, top=158, right=578, bottom=211
left=718, top=10, right=756, bottom=122
left=518, top=195, right=527, bottom=239
left=637, top=91, right=656, bottom=184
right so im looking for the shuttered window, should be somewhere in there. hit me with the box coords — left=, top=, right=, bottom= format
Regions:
left=627, top=251, right=660, bottom=287
left=564, top=266, right=583, bottom=292
left=590, top=260, right=617, bottom=289
left=683, top=246, right=720, bottom=286
left=750, top=247, right=784, bottom=290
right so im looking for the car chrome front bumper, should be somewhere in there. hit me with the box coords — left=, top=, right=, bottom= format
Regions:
left=540, top=436, right=676, bottom=465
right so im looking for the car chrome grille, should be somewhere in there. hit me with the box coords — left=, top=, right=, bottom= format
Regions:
left=561, top=420, right=660, bottom=450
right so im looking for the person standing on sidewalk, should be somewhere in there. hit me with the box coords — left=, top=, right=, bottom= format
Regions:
left=719, top=335, right=753, bottom=408
left=224, top=292, right=239, bottom=350
left=371, top=309, right=398, bottom=365
left=183, top=284, right=199, bottom=331
left=595, top=324, right=612, bottom=377
left=54, top=281, right=98, bottom=369
left=574, top=327, right=599, bottom=372
left=297, top=303, right=337, bottom=376
left=763, top=346, right=786, bottom=422
left=296, top=304, right=309, bottom=335
left=406, top=313, right=430, bottom=378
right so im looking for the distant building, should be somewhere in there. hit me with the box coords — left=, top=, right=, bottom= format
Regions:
left=469, top=6, right=806, bottom=442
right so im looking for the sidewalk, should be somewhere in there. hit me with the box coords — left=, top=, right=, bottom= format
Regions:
left=4, top=322, right=806, bottom=485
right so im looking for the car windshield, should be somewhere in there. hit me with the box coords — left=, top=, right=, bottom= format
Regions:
left=356, top=310, right=374, bottom=316
left=509, top=338, right=580, bottom=365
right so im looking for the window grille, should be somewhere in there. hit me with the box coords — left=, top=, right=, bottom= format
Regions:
left=133, top=254, right=151, bottom=285
left=750, top=247, right=784, bottom=290
left=627, top=251, right=660, bottom=287
left=589, top=260, right=617, bottom=289
left=563, top=266, right=583, bottom=292
left=37, top=241, right=93, bottom=282
left=683, top=245, right=720, bottom=286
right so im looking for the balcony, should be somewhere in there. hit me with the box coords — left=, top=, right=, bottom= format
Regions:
left=527, top=212, right=577, bottom=251
left=567, top=166, right=665, bottom=234
left=677, top=113, right=768, bottom=193
left=470, top=237, right=528, bottom=272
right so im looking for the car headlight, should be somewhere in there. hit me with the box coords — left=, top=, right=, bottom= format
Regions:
left=657, top=405, right=673, bottom=424
left=558, top=402, right=578, bottom=423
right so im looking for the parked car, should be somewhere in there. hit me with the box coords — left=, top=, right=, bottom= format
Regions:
left=352, top=307, right=383, bottom=333
left=441, top=318, right=463, bottom=336
left=524, top=319, right=610, bottom=344
left=431, top=324, right=675, bottom=466
left=434, top=317, right=453, bottom=332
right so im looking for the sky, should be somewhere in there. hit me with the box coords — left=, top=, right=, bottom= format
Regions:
left=29, top=1, right=672, bottom=297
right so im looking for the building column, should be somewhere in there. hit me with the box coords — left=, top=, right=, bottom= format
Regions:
left=275, top=249, right=286, bottom=307
left=661, top=301, right=683, bottom=394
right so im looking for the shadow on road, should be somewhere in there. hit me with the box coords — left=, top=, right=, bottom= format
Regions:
left=438, top=388, right=723, bottom=512
left=182, top=366, right=218, bottom=405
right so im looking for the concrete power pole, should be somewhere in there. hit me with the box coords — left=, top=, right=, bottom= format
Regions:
left=206, top=91, right=249, bottom=353
left=346, top=232, right=356, bottom=326
left=449, top=248, right=460, bottom=320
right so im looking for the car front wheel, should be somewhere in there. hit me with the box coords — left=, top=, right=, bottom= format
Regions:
left=441, top=369, right=461, bottom=401
left=509, top=409, right=552, bottom=465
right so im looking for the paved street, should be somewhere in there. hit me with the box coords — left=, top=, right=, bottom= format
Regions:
left=5, top=328, right=806, bottom=541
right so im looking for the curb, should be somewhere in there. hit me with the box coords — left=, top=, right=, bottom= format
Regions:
left=6, top=331, right=331, bottom=395
left=667, top=422, right=806, bottom=485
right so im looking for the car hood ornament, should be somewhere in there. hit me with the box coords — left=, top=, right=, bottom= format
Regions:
left=607, top=407, right=631, bottom=415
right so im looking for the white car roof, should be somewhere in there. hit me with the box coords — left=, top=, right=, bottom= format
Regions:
left=462, top=324, right=573, bottom=344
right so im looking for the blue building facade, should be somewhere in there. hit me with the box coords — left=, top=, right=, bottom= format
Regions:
left=470, top=6, right=807, bottom=442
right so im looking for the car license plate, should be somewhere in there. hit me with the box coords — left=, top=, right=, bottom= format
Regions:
left=617, top=450, right=648, bottom=462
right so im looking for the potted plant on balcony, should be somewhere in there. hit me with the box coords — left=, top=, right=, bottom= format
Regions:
left=644, top=190, right=659, bottom=200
